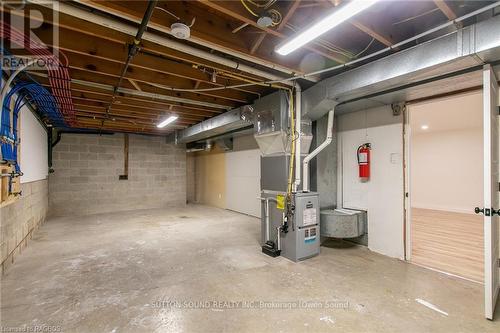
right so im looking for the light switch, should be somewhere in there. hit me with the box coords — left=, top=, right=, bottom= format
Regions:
left=390, top=153, right=401, bottom=164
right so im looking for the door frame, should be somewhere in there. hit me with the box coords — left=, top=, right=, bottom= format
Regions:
left=403, top=105, right=412, bottom=261
left=482, top=64, right=499, bottom=320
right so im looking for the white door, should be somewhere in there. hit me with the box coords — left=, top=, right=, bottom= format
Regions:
left=482, top=65, right=499, bottom=320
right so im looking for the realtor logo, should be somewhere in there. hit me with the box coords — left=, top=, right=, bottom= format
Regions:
left=1, top=0, right=60, bottom=70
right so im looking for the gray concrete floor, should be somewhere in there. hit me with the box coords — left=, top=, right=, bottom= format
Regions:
left=1, top=205, right=499, bottom=333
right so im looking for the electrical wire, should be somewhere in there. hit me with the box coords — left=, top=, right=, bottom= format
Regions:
left=268, top=9, right=282, bottom=26
left=286, top=88, right=295, bottom=200
left=285, top=23, right=355, bottom=59
left=245, top=0, right=277, bottom=9
left=393, top=8, right=441, bottom=26
left=155, top=6, right=180, bottom=20
left=354, top=37, right=375, bottom=58
left=161, top=1, right=500, bottom=93
left=241, top=0, right=259, bottom=17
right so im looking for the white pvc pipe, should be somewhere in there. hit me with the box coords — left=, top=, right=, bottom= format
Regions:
left=302, top=109, right=335, bottom=192
left=0, top=59, right=38, bottom=133
left=293, top=84, right=302, bottom=192
left=30, top=0, right=301, bottom=84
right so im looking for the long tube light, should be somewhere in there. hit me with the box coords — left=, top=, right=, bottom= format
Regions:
left=157, top=115, right=178, bottom=128
left=276, top=0, right=379, bottom=56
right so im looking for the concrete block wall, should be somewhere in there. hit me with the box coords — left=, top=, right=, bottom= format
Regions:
left=49, top=133, right=186, bottom=216
left=0, top=179, right=48, bottom=271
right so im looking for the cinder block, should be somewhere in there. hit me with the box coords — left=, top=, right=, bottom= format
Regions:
left=70, top=144, right=89, bottom=153
left=59, top=152, right=80, bottom=161
left=70, top=176, right=89, bottom=184
left=70, top=160, right=89, bottom=168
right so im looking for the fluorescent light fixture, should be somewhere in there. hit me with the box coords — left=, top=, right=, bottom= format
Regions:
left=157, top=115, right=178, bottom=128
left=276, top=0, right=379, bottom=56
left=421, top=125, right=429, bottom=130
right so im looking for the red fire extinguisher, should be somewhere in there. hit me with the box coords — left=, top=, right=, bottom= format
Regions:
left=357, top=143, right=371, bottom=180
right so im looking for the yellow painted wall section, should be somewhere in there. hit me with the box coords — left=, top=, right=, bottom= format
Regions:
left=194, top=150, right=226, bottom=209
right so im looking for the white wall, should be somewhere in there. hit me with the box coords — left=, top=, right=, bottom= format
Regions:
left=409, top=91, right=483, bottom=214
left=411, top=129, right=483, bottom=213
left=337, top=105, right=404, bottom=259
left=225, top=135, right=261, bottom=217
left=20, top=107, right=48, bottom=183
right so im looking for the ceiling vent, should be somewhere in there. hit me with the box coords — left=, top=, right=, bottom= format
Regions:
left=171, top=22, right=190, bottom=40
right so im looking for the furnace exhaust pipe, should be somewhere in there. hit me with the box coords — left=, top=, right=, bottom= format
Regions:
left=302, top=109, right=335, bottom=192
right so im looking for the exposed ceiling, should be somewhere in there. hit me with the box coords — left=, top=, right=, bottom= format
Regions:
left=1, top=0, right=496, bottom=135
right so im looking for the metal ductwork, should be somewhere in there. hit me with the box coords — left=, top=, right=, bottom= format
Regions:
left=175, top=14, right=500, bottom=143
left=303, top=14, right=500, bottom=119
left=174, top=106, right=252, bottom=144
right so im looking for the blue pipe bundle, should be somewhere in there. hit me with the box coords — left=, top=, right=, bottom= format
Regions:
left=1, top=81, right=67, bottom=172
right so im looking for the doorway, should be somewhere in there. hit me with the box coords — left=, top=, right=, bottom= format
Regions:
left=406, top=91, right=484, bottom=283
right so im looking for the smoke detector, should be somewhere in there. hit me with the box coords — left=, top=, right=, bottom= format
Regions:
left=257, top=16, right=273, bottom=28
left=171, top=22, right=190, bottom=39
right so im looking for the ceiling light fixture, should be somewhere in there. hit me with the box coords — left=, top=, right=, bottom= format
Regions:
left=157, top=115, right=178, bottom=128
left=421, top=125, right=429, bottom=130
left=276, top=0, right=379, bottom=56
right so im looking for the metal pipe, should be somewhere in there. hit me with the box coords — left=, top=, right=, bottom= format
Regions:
left=258, top=196, right=277, bottom=243
left=293, top=84, right=302, bottom=192
left=303, top=109, right=335, bottom=192
left=104, top=0, right=158, bottom=125
left=265, top=199, right=270, bottom=242
left=120, top=1, right=500, bottom=93
left=276, top=226, right=281, bottom=251
left=28, top=72, right=230, bottom=110
left=31, top=0, right=299, bottom=84
left=0, top=59, right=38, bottom=132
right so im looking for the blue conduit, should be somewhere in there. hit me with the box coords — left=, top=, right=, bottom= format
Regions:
left=1, top=80, right=67, bottom=172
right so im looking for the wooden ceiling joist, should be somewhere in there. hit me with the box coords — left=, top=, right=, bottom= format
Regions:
left=350, top=20, right=394, bottom=48
left=32, top=25, right=267, bottom=97
left=198, top=0, right=349, bottom=64
left=250, top=0, right=302, bottom=54
left=67, top=0, right=307, bottom=78
left=63, top=52, right=250, bottom=104
left=433, top=0, right=457, bottom=21
left=72, top=101, right=207, bottom=122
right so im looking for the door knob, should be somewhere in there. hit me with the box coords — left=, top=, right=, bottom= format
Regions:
left=475, top=207, right=484, bottom=215
left=492, top=208, right=500, bottom=216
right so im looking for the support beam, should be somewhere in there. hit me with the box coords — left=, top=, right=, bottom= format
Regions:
left=350, top=20, right=394, bottom=48
left=128, top=79, right=142, bottom=91
left=43, top=0, right=308, bottom=81
left=29, top=71, right=232, bottom=110
left=197, top=0, right=348, bottom=64
left=434, top=0, right=457, bottom=21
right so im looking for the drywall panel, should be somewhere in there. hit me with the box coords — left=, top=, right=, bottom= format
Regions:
left=225, top=148, right=261, bottom=217
left=409, top=91, right=483, bottom=213
left=337, top=105, right=404, bottom=259
left=20, top=108, right=48, bottom=183
left=411, top=129, right=483, bottom=213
